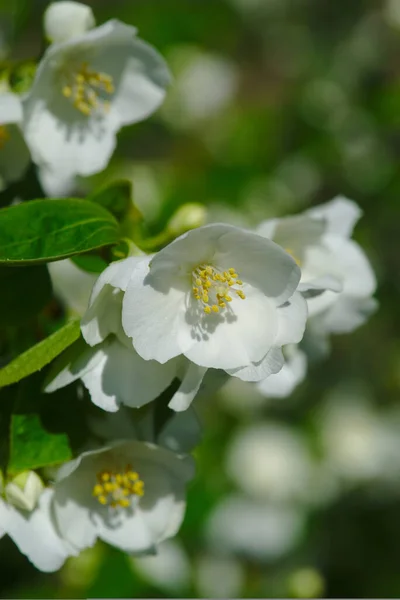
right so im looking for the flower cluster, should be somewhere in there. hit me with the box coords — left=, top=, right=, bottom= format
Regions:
left=0, top=0, right=377, bottom=577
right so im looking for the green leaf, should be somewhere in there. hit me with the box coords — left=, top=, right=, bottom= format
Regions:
left=8, top=376, right=73, bottom=474
left=0, top=264, right=52, bottom=326
left=0, top=198, right=120, bottom=265
left=71, top=253, right=109, bottom=274
left=89, top=179, right=134, bottom=221
left=0, top=318, right=81, bottom=388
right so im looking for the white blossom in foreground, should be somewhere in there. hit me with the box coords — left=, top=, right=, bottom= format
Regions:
left=0, top=478, right=76, bottom=572
left=121, top=224, right=307, bottom=382
left=23, top=19, right=171, bottom=194
left=51, top=441, right=194, bottom=554
left=257, top=196, right=377, bottom=334
left=44, top=1, right=95, bottom=44
left=0, top=93, right=30, bottom=189
left=51, top=257, right=206, bottom=412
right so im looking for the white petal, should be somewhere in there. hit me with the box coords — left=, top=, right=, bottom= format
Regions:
left=0, top=490, right=76, bottom=572
left=318, top=295, right=378, bottom=334
left=48, top=258, right=98, bottom=316
left=38, top=166, right=77, bottom=197
left=257, top=345, right=307, bottom=397
left=44, top=341, right=104, bottom=393
left=258, top=214, right=325, bottom=258
left=157, top=407, right=203, bottom=454
left=44, top=1, right=95, bottom=43
left=226, top=347, right=284, bottom=382
left=307, top=196, right=362, bottom=238
left=168, top=362, right=207, bottom=412
left=82, top=338, right=178, bottom=411
left=298, top=275, right=342, bottom=296
left=81, top=257, right=141, bottom=346
left=324, top=235, right=376, bottom=297
left=275, top=291, right=308, bottom=347
left=103, top=36, right=171, bottom=129
left=183, top=287, right=278, bottom=370
left=122, top=255, right=194, bottom=363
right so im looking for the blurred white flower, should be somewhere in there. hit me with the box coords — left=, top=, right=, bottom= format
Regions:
left=48, top=258, right=98, bottom=316
left=44, top=1, right=95, bottom=44
left=206, top=494, right=304, bottom=561
left=52, top=441, right=194, bottom=554
left=0, top=488, right=76, bottom=572
left=23, top=20, right=170, bottom=195
left=226, top=422, right=314, bottom=503
left=256, top=343, right=307, bottom=398
left=132, top=540, right=191, bottom=594
left=195, top=553, right=245, bottom=598
left=0, top=93, right=30, bottom=189
left=162, top=47, right=238, bottom=128
left=316, top=391, right=400, bottom=487
left=121, top=224, right=307, bottom=381
left=258, top=196, right=377, bottom=337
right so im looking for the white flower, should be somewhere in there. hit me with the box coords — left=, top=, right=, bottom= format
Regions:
left=0, top=93, right=30, bottom=189
left=23, top=20, right=171, bottom=194
left=48, top=257, right=206, bottom=412
left=205, top=494, right=305, bottom=561
left=51, top=440, right=194, bottom=553
left=257, top=196, right=377, bottom=334
left=256, top=343, right=307, bottom=398
left=132, top=540, right=191, bottom=595
left=120, top=224, right=307, bottom=381
left=44, top=1, right=95, bottom=44
left=225, top=422, right=314, bottom=504
left=0, top=488, right=77, bottom=572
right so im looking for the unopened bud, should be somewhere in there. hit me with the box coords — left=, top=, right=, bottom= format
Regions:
left=5, top=471, right=45, bottom=512
left=167, top=203, right=207, bottom=236
left=288, top=567, right=325, bottom=599
left=44, top=1, right=96, bottom=44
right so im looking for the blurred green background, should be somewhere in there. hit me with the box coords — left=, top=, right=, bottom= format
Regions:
left=1, top=0, right=400, bottom=597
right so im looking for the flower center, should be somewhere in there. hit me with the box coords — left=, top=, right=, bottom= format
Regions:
left=61, top=62, right=115, bottom=116
left=0, top=126, right=9, bottom=149
left=192, top=264, right=246, bottom=314
left=92, top=466, right=144, bottom=509
left=285, top=247, right=302, bottom=266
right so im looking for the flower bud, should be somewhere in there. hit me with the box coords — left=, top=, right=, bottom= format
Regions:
left=5, top=471, right=45, bottom=512
left=167, top=203, right=207, bottom=236
left=44, top=1, right=96, bottom=44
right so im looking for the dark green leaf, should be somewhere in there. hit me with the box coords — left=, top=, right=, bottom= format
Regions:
left=0, top=318, right=80, bottom=388
left=71, top=253, right=108, bottom=274
left=0, top=265, right=52, bottom=326
left=89, top=180, right=133, bottom=221
left=0, top=198, right=120, bottom=265
left=8, top=376, right=73, bottom=473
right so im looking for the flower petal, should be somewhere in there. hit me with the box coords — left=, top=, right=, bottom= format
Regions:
left=168, top=362, right=207, bottom=412
left=81, top=257, right=141, bottom=346
left=122, top=255, right=194, bottom=363
left=0, top=490, right=77, bottom=572
left=226, top=347, right=284, bottom=382
left=183, top=287, right=278, bottom=370
left=82, top=338, right=178, bottom=411
left=306, top=196, right=362, bottom=238
left=274, top=291, right=308, bottom=347
left=257, top=345, right=307, bottom=397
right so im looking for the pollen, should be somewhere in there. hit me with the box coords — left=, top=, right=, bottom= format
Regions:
left=0, top=126, right=9, bottom=149
left=191, top=263, right=246, bottom=314
left=92, top=465, right=144, bottom=509
left=61, top=62, right=115, bottom=116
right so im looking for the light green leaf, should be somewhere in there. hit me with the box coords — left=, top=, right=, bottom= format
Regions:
left=0, top=319, right=81, bottom=388
left=0, top=198, right=120, bottom=265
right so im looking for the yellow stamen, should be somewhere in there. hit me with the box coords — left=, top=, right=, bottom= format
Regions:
left=191, top=263, right=245, bottom=315
left=93, top=467, right=144, bottom=509
left=61, top=62, right=115, bottom=116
